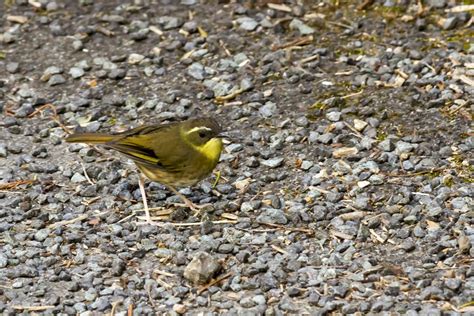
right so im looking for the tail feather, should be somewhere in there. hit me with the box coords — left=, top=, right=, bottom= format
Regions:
left=65, top=133, right=115, bottom=144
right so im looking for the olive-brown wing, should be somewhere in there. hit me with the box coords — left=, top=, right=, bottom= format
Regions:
left=105, top=124, right=193, bottom=173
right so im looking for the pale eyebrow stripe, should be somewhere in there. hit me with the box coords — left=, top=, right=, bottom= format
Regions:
left=186, top=126, right=212, bottom=135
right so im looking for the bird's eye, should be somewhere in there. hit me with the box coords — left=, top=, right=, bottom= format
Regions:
left=199, top=132, right=206, bottom=138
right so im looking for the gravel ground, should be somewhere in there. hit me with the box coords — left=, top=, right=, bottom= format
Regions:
left=1, top=0, right=473, bottom=315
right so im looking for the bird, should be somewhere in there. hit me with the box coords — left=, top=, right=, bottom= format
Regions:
left=66, top=117, right=225, bottom=224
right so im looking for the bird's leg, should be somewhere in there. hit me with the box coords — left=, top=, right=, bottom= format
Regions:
left=138, top=174, right=152, bottom=224
left=166, top=185, right=211, bottom=217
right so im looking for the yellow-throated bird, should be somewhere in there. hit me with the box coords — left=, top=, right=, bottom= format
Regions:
left=66, top=117, right=224, bottom=224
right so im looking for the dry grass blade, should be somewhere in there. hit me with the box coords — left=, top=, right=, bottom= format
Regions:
left=154, top=269, right=175, bottom=277
left=215, top=88, right=246, bottom=103
left=110, top=301, right=121, bottom=316
left=48, top=214, right=88, bottom=229
left=12, top=305, right=55, bottom=311
left=272, top=36, right=313, bottom=51
left=0, top=179, right=35, bottom=190
left=271, top=244, right=289, bottom=255
left=28, top=103, right=71, bottom=134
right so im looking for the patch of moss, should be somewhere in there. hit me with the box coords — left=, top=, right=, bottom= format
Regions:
left=0, top=51, right=5, bottom=59
left=376, top=131, right=387, bottom=141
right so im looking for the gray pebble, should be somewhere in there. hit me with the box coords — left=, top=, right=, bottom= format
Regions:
left=69, top=67, right=85, bottom=79
left=259, top=101, right=277, bottom=117
left=261, top=157, right=284, bottom=168
left=183, top=252, right=221, bottom=285
left=256, top=208, right=287, bottom=224
left=6, top=62, right=20, bottom=73
left=289, top=18, right=315, bottom=35
left=236, top=17, right=259, bottom=31
left=326, top=111, right=341, bottom=122
left=187, top=63, right=205, bottom=80
left=48, top=74, right=66, bottom=86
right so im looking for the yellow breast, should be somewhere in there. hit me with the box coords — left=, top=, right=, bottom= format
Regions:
left=197, top=138, right=223, bottom=163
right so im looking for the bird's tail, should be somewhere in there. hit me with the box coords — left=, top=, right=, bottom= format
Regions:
left=65, top=133, right=115, bottom=144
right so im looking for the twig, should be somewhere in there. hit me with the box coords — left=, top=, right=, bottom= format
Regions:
left=127, top=304, right=133, bottom=316
left=197, top=273, right=232, bottom=295
left=271, top=244, right=289, bottom=255
left=298, top=54, right=320, bottom=65
left=156, top=277, right=173, bottom=290
left=110, top=301, right=121, bottom=316
left=384, top=167, right=445, bottom=177
left=12, top=306, right=55, bottom=311
left=118, top=212, right=137, bottom=223
left=135, top=219, right=238, bottom=227
left=96, top=26, right=114, bottom=37
left=326, top=21, right=352, bottom=29
left=154, top=269, right=175, bottom=277
left=81, top=162, right=95, bottom=185
left=369, top=229, right=386, bottom=243
left=48, top=214, right=88, bottom=229
left=0, top=179, right=35, bottom=190
left=28, top=103, right=71, bottom=134
left=445, top=4, right=474, bottom=13
left=341, top=90, right=364, bottom=99
left=215, top=88, right=246, bottom=104
left=357, top=0, right=374, bottom=10
left=272, top=36, right=313, bottom=51
left=343, top=122, right=364, bottom=138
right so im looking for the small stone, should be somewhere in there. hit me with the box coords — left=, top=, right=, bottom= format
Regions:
left=187, top=63, right=206, bottom=80
left=156, top=16, right=183, bottom=30
left=295, top=117, right=309, bottom=127
left=378, top=139, right=395, bottom=151
left=259, top=101, right=277, bottom=117
left=0, top=254, right=8, bottom=268
left=217, top=243, right=234, bottom=254
left=41, top=66, right=63, bottom=81
left=300, top=160, right=313, bottom=170
left=69, top=67, right=85, bottom=79
left=236, top=17, right=258, bottom=31
left=173, top=304, right=186, bottom=314
left=289, top=18, right=315, bottom=35
left=71, top=173, right=86, bottom=183
left=6, top=62, right=20, bottom=73
left=253, top=295, right=266, bottom=305
left=256, top=208, right=287, bottom=225
left=108, top=68, right=127, bottom=80
left=0, top=144, right=7, bottom=157
left=183, top=252, right=221, bottom=285
left=326, top=111, right=341, bottom=122
left=353, top=119, right=368, bottom=131
left=34, top=228, right=50, bottom=242
left=261, top=157, right=284, bottom=168
left=128, top=53, right=145, bottom=64
left=443, top=16, right=458, bottom=30
left=444, top=278, right=461, bottom=291
left=396, top=141, right=416, bottom=154
left=48, top=74, right=66, bottom=86
left=72, top=40, right=83, bottom=51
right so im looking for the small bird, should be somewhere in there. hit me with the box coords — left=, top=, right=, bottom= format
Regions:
left=66, top=117, right=225, bottom=224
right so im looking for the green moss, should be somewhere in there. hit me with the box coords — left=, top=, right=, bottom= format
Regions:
left=107, top=118, right=117, bottom=126
left=376, top=131, right=387, bottom=141
left=0, top=51, right=5, bottom=59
